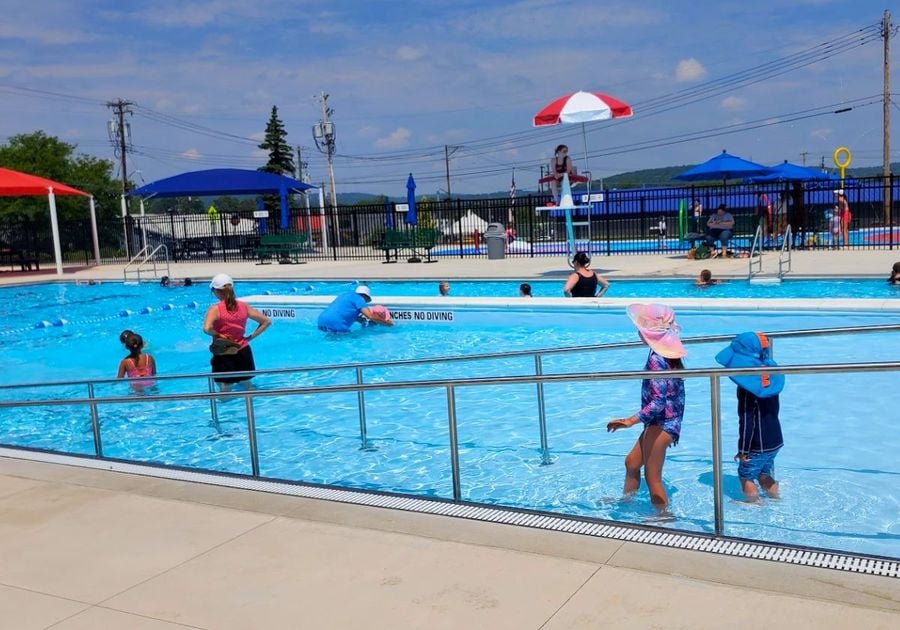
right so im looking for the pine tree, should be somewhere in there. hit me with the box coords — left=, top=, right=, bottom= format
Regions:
left=258, top=106, right=294, bottom=176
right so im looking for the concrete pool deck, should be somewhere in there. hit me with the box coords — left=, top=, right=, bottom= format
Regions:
left=0, top=250, right=898, bottom=628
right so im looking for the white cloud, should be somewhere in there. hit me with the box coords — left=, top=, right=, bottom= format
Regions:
left=675, top=58, right=707, bottom=82
left=180, top=148, right=202, bottom=160
left=396, top=46, right=426, bottom=62
left=811, top=128, right=833, bottom=141
left=375, top=128, right=411, bottom=149
left=357, top=125, right=379, bottom=138
left=720, top=96, right=746, bottom=111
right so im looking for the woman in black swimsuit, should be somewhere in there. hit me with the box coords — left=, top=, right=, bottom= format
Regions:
left=564, top=252, right=610, bottom=297
left=549, top=144, right=577, bottom=204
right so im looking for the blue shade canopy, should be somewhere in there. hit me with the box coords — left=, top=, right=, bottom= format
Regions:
left=131, top=168, right=315, bottom=198
left=406, top=173, right=417, bottom=226
left=746, top=161, right=839, bottom=183
left=674, top=151, right=771, bottom=182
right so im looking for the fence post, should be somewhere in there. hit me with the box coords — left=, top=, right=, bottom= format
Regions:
left=604, top=186, right=611, bottom=256
left=528, top=194, right=535, bottom=258
left=445, top=384, right=462, bottom=500
left=710, top=374, right=724, bottom=537
left=890, top=174, right=895, bottom=251
left=455, top=199, right=464, bottom=259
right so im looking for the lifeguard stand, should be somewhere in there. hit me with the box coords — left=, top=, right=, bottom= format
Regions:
left=536, top=172, right=595, bottom=266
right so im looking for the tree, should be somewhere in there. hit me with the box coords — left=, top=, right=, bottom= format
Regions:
left=258, top=106, right=294, bottom=176
left=0, top=131, right=120, bottom=221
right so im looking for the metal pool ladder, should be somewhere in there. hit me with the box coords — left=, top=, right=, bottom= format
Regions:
left=123, top=244, right=170, bottom=284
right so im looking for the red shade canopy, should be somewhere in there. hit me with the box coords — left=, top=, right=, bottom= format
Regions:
left=0, top=167, right=88, bottom=197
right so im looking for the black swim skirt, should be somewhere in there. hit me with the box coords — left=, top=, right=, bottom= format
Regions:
left=211, top=345, right=256, bottom=383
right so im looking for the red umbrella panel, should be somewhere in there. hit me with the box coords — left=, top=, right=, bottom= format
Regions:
left=0, top=167, right=88, bottom=197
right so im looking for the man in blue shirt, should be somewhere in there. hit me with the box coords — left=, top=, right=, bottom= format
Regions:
left=317, top=285, right=392, bottom=333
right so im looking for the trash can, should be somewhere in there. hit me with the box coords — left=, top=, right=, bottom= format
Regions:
left=485, top=222, right=506, bottom=260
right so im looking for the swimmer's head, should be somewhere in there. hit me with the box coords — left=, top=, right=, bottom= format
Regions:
left=355, top=285, right=372, bottom=302
left=699, top=269, right=712, bottom=283
left=572, top=251, right=590, bottom=268
left=439, top=281, right=450, bottom=296
left=519, top=283, right=532, bottom=297
left=119, top=329, right=134, bottom=344
left=554, top=144, right=568, bottom=156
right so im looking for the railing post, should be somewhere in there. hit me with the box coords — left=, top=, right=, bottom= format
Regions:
left=534, top=354, right=551, bottom=465
left=208, top=377, right=221, bottom=433
left=445, top=384, right=462, bottom=501
left=87, top=383, right=103, bottom=457
left=244, top=394, right=261, bottom=477
left=710, top=374, right=724, bottom=537
left=356, top=367, right=374, bottom=451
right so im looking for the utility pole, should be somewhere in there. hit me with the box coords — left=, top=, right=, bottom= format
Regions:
left=882, top=9, right=892, bottom=225
left=800, top=151, right=809, bottom=166
left=296, top=145, right=311, bottom=216
left=313, top=93, right=337, bottom=211
left=444, top=145, right=452, bottom=199
left=106, top=99, right=133, bottom=198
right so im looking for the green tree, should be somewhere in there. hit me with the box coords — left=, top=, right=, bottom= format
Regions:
left=258, top=106, right=294, bottom=176
left=0, top=131, right=120, bottom=221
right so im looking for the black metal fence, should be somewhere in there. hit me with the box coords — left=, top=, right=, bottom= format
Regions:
left=1, top=176, right=897, bottom=268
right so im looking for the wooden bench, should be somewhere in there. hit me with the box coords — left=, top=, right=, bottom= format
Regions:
left=254, top=233, right=310, bottom=264
left=376, top=228, right=438, bottom=263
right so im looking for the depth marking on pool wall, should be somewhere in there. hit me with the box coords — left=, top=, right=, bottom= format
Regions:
left=390, top=310, right=455, bottom=322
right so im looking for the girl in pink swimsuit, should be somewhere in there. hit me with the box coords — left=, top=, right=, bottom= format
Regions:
left=116, top=332, right=157, bottom=391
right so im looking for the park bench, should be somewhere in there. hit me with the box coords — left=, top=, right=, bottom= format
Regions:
left=254, top=232, right=310, bottom=264
left=0, top=243, right=40, bottom=271
left=377, top=228, right=438, bottom=263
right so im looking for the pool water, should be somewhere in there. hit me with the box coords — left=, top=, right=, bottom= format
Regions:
left=0, top=282, right=898, bottom=559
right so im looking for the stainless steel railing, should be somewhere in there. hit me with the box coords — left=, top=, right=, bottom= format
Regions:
left=778, top=224, right=793, bottom=279
left=748, top=223, right=763, bottom=279
left=2, top=357, right=899, bottom=539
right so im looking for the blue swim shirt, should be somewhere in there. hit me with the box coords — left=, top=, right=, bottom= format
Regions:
left=317, top=292, right=367, bottom=333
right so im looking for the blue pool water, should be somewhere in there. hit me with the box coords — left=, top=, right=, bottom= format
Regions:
left=0, top=281, right=898, bottom=559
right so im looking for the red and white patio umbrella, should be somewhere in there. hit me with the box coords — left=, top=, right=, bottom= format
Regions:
left=533, top=91, right=633, bottom=178
left=533, top=91, right=632, bottom=127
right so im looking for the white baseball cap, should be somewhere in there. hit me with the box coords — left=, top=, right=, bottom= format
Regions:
left=833, top=189, right=844, bottom=195
left=210, top=273, right=233, bottom=289
left=355, top=285, right=371, bottom=298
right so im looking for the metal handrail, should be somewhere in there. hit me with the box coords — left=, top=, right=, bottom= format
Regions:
left=5, top=323, right=899, bottom=393
left=778, top=224, right=793, bottom=279
left=748, top=223, right=763, bottom=279
left=2, top=358, right=899, bottom=541
left=123, top=243, right=170, bottom=283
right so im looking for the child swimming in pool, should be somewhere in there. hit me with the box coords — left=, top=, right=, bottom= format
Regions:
left=715, top=332, right=785, bottom=502
left=116, top=332, right=157, bottom=391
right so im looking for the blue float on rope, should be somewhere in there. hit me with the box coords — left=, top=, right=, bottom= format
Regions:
left=119, top=309, right=133, bottom=317
left=141, top=306, right=153, bottom=314
left=162, top=303, right=174, bottom=311
left=35, top=321, right=51, bottom=329
left=52, top=318, right=68, bottom=327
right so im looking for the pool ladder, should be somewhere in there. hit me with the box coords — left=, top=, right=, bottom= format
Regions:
left=748, top=224, right=792, bottom=283
left=123, top=244, right=171, bottom=284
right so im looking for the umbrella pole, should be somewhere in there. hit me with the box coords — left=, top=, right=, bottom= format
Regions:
left=581, top=123, right=591, bottom=182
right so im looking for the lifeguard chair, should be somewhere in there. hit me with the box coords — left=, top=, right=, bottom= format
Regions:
left=536, top=172, right=596, bottom=266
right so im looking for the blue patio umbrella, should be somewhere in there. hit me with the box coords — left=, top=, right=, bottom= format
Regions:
left=279, top=181, right=289, bottom=230
left=384, top=197, right=394, bottom=229
left=746, top=160, right=838, bottom=183
left=406, top=173, right=417, bottom=226
left=256, top=196, right=268, bottom=234
left=674, top=150, right=771, bottom=183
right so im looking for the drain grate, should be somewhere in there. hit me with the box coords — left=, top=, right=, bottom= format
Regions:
left=2, top=447, right=897, bottom=578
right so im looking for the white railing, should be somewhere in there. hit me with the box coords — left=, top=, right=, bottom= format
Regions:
left=123, top=244, right=170, bottom=283
left=778, top=224, right=793, bottom=279
left=747, top=223, right=763, bottom=279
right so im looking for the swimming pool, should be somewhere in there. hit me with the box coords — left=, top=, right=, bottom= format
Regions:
left=0, top=282, right=897, bottom=559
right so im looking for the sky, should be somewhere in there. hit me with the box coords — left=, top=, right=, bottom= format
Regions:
left=0, top=0, right=896, bottom=197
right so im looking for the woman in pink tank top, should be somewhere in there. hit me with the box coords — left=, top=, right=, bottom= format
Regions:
left=202, top=273, right=271, bottom=391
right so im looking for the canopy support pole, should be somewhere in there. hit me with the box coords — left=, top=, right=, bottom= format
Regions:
left=581, top=123, right=590, bottom=183
left=47, top=188, right=63, bottom=276
left=89, top=196, right=101, bottom=265
left=139, top=198, right=147, bottom=251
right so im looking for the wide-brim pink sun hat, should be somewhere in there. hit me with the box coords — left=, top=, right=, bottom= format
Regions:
left=626, top=303, right=687, bottom=359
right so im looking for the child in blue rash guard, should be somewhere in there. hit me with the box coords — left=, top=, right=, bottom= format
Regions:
left=715, top=332, right=786, bottom=502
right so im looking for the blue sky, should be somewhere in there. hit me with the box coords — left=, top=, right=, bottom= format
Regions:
left=0, top=0, right=895, bottom=196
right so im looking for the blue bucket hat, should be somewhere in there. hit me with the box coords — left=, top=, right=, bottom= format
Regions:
left=714, top=332, right=785, bottom=398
